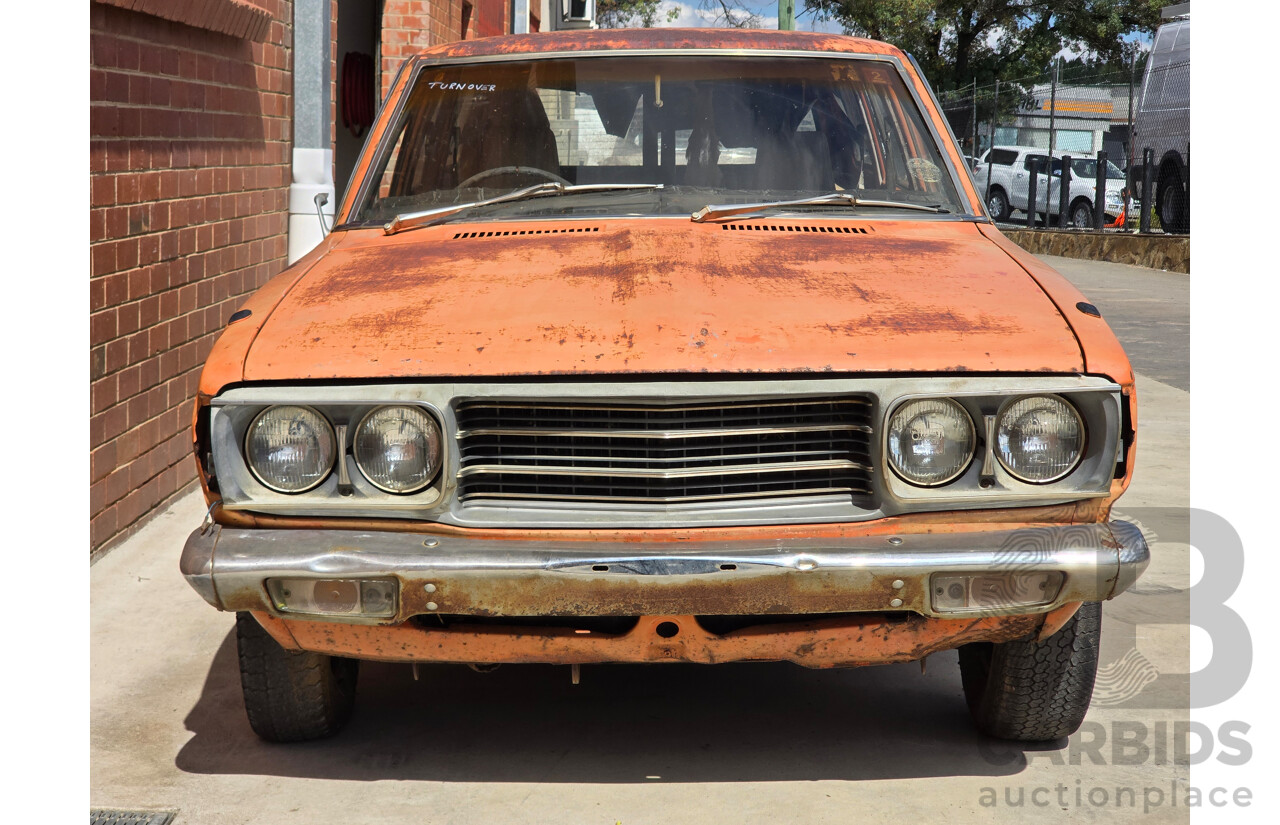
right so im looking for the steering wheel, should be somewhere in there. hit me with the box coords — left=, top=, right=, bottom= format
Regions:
left=458, top=165, right=570, bottom=189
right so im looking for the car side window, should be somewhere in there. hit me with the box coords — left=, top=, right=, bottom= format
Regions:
left=987, top=149, right=1017, bottom=166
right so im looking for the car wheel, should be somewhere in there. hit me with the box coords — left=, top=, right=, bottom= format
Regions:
left=236, top=611, right=359, bottom=742
left=1070, top=199, right=1094, bottom=229
left=958, top=601, right=1100, bottom=741
left=986, top=188, right=1010, bottom=221
left=1157, top=170, right=1189, bottom=233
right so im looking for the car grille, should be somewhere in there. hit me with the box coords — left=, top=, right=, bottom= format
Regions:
left=454, top=397, right=874, bottom=505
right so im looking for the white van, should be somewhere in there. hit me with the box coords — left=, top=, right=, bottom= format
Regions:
left=1132, top=17, right=1189, bottom=233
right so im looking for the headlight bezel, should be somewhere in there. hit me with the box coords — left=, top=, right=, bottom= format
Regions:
left=352, top=404, right=444, bottom=494
left=243, top=404, right=338, bottom=494
left=878, top=382, right=1121, bottom=507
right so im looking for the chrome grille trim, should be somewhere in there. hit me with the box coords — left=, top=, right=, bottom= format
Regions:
left=458, top=488, right=861, bottom=504
left=456, top=423, right=872, bottom=440
left=455, top=397, right=874, bottom=505
left=458, top=459, right=870, bottom=479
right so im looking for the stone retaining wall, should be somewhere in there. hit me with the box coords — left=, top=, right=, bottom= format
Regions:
left=1001, top=228, right=1189, bottom=273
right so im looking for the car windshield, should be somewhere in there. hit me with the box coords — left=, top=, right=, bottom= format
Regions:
left=349, top=55, right=967, bottom=223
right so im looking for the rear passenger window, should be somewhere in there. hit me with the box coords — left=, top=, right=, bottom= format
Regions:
left=987, top=149, right=1017, bottom=166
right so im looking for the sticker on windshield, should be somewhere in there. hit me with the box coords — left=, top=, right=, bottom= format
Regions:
left=905, top=158, right=943, bottom=183
left=426, top=81, right=497, bottom=92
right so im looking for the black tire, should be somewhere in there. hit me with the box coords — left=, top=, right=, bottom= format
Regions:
left=1157, top=168, right=1189, bottom=233
left=236, top=611, right=359, bottom=742
left=958, top=601, right=1101, bottom=741
left=1069, top=198, right=1094, bottom=229
left=986, top=187, right=1010, bottom=221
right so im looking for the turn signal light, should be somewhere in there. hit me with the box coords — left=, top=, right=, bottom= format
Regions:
left=931, top=571, right=1063, bottom=614
left=266, top=577, right=397, bottom=617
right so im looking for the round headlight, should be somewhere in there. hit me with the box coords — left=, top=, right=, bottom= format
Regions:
left=353, top=406, right=442, bottom=494
left=886, top=398, right=976, bottom=486
left=245, top=405, right=336, bottom=493
left=995, top=395, right=1085, bottom=483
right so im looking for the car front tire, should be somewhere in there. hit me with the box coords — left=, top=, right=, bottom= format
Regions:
left=1070, top=198, right=1094, bottom=228
left=957, top=601, right=1100, bottom=742
left=236, top=611, right=359, bottom=742
left=986, top=187, right=1010, bottom=221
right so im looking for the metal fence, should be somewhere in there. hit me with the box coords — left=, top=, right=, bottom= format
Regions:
left=935, top=57, right=1190, bottom=234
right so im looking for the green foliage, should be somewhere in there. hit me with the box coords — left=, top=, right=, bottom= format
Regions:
left=596, top=0, right=760, bottom=29
left=596, top=0, right=680, bottom=28
left=805, top=0, right=1163, bottom=93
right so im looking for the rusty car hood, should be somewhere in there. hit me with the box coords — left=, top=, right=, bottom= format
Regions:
left=242, top=219, right=1083, bottom=380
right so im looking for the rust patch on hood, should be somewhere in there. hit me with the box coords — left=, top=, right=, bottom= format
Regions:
left=243, top=218, right=1082, bottom=381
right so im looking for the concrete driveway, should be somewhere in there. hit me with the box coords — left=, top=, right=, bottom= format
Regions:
left=91, top=254, right=1190, bottom=824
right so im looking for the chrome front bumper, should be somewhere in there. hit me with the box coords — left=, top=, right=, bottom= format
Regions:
left=182, top=521, right=1149, bottom=623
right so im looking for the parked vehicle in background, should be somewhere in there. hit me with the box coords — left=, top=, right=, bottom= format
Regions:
left=1131, top=16, right=1189, bottom=233
left=974, top=145, right=1125, bottom=226
left=180, top=29, right=1147, bottom=747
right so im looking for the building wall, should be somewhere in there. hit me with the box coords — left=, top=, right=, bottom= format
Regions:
left=89, top=0, right=294, bottom=553
left=380, top=0, right=466, bottom=98
left=89, top=0, right=496, bottom=555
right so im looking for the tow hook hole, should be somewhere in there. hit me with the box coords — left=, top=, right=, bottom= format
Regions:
left=720, top=564, right=737, bottom=571
left=655, top=621, right=680, bottom=638
left=592, top=565, right=609, bottom=572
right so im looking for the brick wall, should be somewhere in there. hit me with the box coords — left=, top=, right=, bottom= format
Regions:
left=89, top=0, right=294, bottom=553
left=380, top=0, right=466, bottom=98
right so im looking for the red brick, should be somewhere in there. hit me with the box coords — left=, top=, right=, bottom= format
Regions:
left=91, top=243, right=117, bottom=277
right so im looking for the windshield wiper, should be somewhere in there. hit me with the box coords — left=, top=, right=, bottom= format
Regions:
left=691, top=192, right=948, bottom=223
left=384, top=183, right=664, bottom=235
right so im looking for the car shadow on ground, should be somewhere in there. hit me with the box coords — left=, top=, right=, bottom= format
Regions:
left=174, top=628, right=1043, bottom=783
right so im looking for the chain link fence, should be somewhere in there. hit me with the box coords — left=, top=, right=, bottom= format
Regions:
left=935, top=55, right=1189, bottom=235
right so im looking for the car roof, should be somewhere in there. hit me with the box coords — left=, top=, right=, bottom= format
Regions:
left=411, top=28, right=906, bottom=61
left=988, top=145, right=1047, bottom=154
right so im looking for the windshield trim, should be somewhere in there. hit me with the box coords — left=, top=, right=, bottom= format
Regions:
left=337, top=49, right=978, bottom=227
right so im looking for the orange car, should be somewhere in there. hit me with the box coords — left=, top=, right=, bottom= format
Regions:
left=181, top=29, right=1147, bottom=744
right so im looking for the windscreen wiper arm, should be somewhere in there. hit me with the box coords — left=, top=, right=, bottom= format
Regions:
left=384, top=183, right=664, bottom=235
left=691, top=193, right=948, bottom=223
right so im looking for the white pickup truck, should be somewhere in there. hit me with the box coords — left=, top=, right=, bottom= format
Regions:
left=974, top=145, right=1126, bottom=227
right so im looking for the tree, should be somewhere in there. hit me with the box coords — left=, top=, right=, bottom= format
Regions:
left=595, top=0, right=759, bottom=29
left=804, top=0, right=1163, bottom=93
left=596, top=0, right=680, bottom=28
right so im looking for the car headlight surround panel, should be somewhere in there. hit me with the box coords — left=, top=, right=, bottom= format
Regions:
left=994, top=394, right=1086, bottom=483
left=244, top=405, right=337, bottom=493
left=207, top=378, right=1122, bottom=521
left=353, top=405, right=443, bottom=494
left=886, top=397, right=977, bottom=487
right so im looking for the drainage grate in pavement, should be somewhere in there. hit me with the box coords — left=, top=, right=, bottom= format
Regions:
left=90, top=811, right=175, bottom=825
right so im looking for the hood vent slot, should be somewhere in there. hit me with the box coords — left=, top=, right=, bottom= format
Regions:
left=721, top=224, right=871, bottom=234
left=453, top=227, right=601, bottom=239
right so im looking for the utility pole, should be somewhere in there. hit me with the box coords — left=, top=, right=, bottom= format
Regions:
left=985, top=79, right=997, bottom=205
left=779, top=0, right=794, bottom=30
left=971, top=77, right=978, bottom=155
left=1126, top=52, right=1137, bottom=225
left=1046, top=57, right=1059, bottom=224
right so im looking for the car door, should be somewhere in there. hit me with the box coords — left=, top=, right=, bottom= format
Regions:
left=1011, top=153, right=1055, bottom=214
left=976, top=148, right=1015, bottom=201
